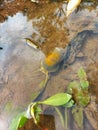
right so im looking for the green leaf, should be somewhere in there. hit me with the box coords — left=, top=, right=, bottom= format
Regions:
left=39, top=80, right=46, bottom=88
left=34, top=107, right=42, bottom=122
left=72, top=107, right=83, bottom=129
left=63, top=99, right=74, bottom=108
left=39, top=93, right=72, bottom=106
left=9, top=112, right=27, bottom=130
left=30, top=103, right=42, bottom=124
left=18, top=116, right=28, bottom=128
left=76, top=91, right=90, bottom=107
left=67, top=81, right=81, bottom=94
left=80, top=80, right=89, bottom=89
left=78, top=68, right=87, bottom=80
left=4, top=101, right=13, bottom=113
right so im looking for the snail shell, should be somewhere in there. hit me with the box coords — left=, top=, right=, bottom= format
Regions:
left=42, top=47, right=65, bottom=73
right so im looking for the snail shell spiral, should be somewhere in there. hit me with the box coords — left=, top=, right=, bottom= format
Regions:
left=42, top=47, right=65, bottom=73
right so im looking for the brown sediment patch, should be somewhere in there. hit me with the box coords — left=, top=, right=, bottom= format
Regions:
left=0, top=0, right=69, bottom=54
left=87, top=62, right=98, bottom=104
left=18, top=114, right=55, bottom=130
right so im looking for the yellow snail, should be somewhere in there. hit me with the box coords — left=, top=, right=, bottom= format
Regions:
left=32, top=47, right=65, bottom=84
left=40, top=47, right=65, bottom=80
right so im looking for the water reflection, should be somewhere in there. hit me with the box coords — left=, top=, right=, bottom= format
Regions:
left=0, top=12, right=45, bottom=130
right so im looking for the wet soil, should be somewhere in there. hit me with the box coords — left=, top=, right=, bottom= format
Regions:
left=18, top=114, right=55, bottom=130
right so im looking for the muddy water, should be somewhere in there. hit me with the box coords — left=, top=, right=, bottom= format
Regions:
left=0, top=1, right=98, bottom=130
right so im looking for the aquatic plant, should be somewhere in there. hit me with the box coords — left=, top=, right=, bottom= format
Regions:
left=67, top=67, right=90, bottom=107
left=71, top=68, right=90, bottom=128
left=9, top=93, right=72, bottom=130
left=56, top=67, right=90, bottom=129
left=9, top=68, right=90, bottom=130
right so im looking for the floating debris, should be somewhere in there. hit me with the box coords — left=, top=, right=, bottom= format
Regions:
left=31, top=0, right=49, bottom=4
left=31, top=0, right=39, bottom=3
left=25, top=38, right=40, bottom=50
left=67, top=0, right=81, bottom=16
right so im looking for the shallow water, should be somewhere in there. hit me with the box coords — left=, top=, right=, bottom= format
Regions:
left=0, top=1, right=98, bottom=130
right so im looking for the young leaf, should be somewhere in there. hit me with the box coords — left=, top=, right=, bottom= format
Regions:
left=63, top=99, right=74, bottom=108
left=67, top=81, right=81, bottom=94
left=18, top=116, right=28, bottom=128
left=80, top=80, right=89, bottom=89
left=39, top=93, right=72, bottom=106
left=30, top=102, right=42, bottom=124
left=78, top=68, right=87, bottom=80
left=76, top=91, right=90, bottom=107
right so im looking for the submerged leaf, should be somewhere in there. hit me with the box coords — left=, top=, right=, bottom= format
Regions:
left=67, top=81, right=81, bottom=94
left=30, top=92, right=40, bottom=101
left=78, top=67, right=87, bottom=80
left=55, top=107, right=65, bottom=127
left=72, top=107, right=83, bottom=129
left=67, top=68, right=90, bottom=106
left=76, top=91, right=90, bottom=107
left=40, top=93, right=72, bottom=106
left=39, top=80, right=46, bottom=88
left=63, top=99, right=74, bottom=108
left=4, top=101, right=13, bottom=113
left=80, top=80, right=89, bottom=89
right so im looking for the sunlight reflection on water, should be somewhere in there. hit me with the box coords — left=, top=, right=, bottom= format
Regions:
left=0, top=12, right=45, bottom=130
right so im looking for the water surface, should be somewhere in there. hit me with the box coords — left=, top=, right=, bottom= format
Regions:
left=0, top=1, right=98, bottom=130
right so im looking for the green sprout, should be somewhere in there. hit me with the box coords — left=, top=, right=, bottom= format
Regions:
left=9, top=93, right=72, bottom=130
left=68, top=67, right=90, bottom=107
left=67, top=67, right=90, bottom=129
left=55, top=68, right=91, bottom=130
left=26, top=93, right=72, bottom=125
